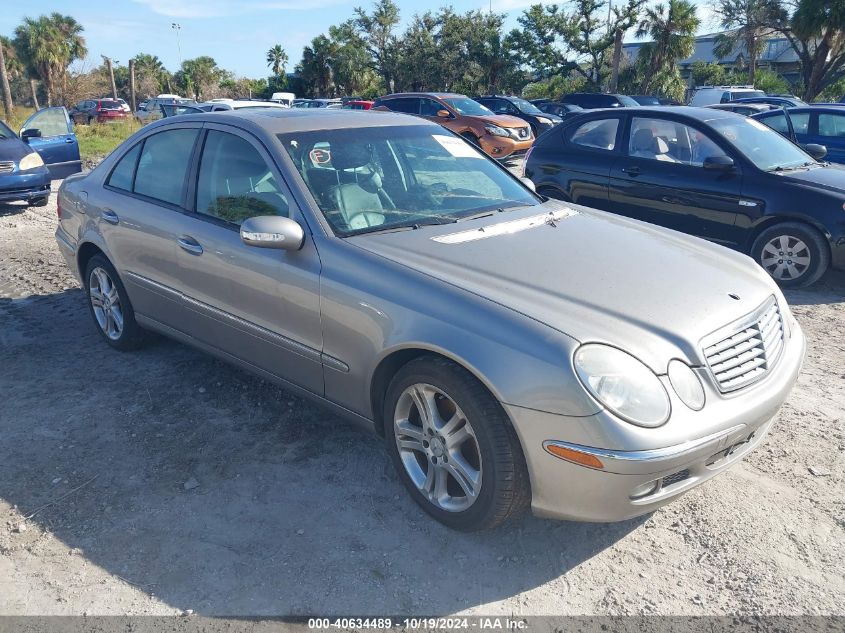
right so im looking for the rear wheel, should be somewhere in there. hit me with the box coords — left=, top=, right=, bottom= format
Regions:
left=30, top=196, right=49, bottom=207
left=383, top=356, right=530, bottom=531
left=750, top=222, right=829, bottom=288
left=84, top=254, right=145, bottom=350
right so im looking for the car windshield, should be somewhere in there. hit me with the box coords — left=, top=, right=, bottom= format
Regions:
left=710, top=117, right=813, bottom=171
left=511, top=98, right=544, bottom=115
left=442, top=97, right=492, bottom=116
left=0, top=120, right=14, bottom=139
left=634, top=96, right=660, bottom=105
left=618, top=95, right=640, bottom=107
left=280, top=125, right=539, bottom=236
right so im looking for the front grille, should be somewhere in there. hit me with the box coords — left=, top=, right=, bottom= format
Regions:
left=703, top=296, right=784, bottom=392
left=509, top=127, right=531, bottom=140
left=0, top=161, right=14, bottom=174
left=662, top=469, right=690, bottom=487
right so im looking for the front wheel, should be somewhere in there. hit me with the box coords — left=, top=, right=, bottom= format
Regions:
left=84, top=254, right=145, bottom=350
left=384, top=356, right=530, bottom=531
left=750, top=222, right=829, bottom=288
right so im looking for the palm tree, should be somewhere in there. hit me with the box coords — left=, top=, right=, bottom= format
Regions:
left=0, top=36, right=16, bottom=119
left=266, top=44, right=288, bottom=78
left=133, top=53, right=168, bottom=95
left=635, top=0, right=700, bottom=92
left=13, top=13, right=86, bottom=106
left=713, top=0, right=782, bottom=84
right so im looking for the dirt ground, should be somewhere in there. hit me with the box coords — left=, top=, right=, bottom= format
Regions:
left=0, top=182, right=843, bottom=617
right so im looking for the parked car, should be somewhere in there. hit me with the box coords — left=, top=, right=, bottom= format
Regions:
left=270, top=92, right=295, bottom=107
left=752, top=106, right=845, bottom=165
left=524, top=106, right=843, bottom=287
left=0, top=108, right=81, bottom=206
left=301, top=99, right=342, bottom=108
left=342, top=100, right=374, bottom=110
left=116, top=98, right=131, bottom=113
left=197, top=100, right=289, bottom=112
left=160, top=103, right=208, bottom=117
left=475, top=95, right=562, bottom=137
left=373, top=92, right=533, bottom=160
left=135, top=96, right=195, bottom=122
left=70, top=99, right=127, bottom=124
left=658, top=97, right=683, bottom=106
left=531, top=101, right=584, bottom=120
left=689, top=86, right=766, bottom=106
left=54, top=108, right=804, bottom=530
left=705, top=103, right=775, bottom=116
left=292, top=99, right=311, bottom=108
left=733, top=96, right=806, bottom=108
left=630, top=95, right=662, bottom=106
left=560, top=93, right=640, bottom=109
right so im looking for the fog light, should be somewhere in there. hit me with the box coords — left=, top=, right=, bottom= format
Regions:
left=630, top=479, right=660, bottom=499
left=668, top=360, right=705, bottom=411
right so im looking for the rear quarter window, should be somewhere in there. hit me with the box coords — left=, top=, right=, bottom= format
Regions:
left=568, top=118, right=619, bottom=150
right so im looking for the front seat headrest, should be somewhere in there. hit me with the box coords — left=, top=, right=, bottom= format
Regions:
left=330, top=143, right=372, bottom=170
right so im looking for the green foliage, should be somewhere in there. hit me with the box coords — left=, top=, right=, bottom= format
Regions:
left=521, top=74, right=587, bottom=99
left=266, top=44, right=288, bottom=79
left=690, top=60, right=727, bottom=86
left=712, top=0, right=785, bottom=84
left=634, top=0, right=699, bottom=94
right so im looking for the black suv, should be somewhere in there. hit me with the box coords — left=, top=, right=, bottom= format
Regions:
left=560, top=93, right=640, bottom=109
left=475, top=95, right=562, bottom=136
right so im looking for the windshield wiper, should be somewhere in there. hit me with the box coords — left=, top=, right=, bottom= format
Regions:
left=349, top=216, right=458, bottom=236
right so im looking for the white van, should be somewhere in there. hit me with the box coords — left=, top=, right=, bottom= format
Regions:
left=270, top=92, right=295, bottom=107
left=689, top=86, right=766, bottom=106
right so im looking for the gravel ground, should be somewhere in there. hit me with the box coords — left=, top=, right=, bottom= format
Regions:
left=0, top=182, right=843, bottom=617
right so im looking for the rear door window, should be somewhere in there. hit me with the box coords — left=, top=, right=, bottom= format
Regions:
left=419, top=98, right=443, bottom=117
left=818, top=113, right=845, bottom=137
left=569, top=118, right=619, bottom=150
left=133, top=128, right=199, bottom=205
left=107, top=143, right=142, bottom=191
left=760, top=112, right=790, bottom=135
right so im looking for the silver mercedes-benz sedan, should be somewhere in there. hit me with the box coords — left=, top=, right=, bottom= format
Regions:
left=55, top=109, right=804, bottom=531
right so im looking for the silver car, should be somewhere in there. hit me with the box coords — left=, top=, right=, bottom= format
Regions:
left=55, top=109, right=805, bottom=531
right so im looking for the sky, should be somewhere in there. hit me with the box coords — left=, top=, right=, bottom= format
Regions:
left=2, top=0, right=719, bottom=80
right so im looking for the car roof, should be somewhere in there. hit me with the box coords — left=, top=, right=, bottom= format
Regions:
left=567, top=105, right=741, bottom=123
left=381, top=92, right=466, bottom=99
left=146, top=107, right=437, bottom=134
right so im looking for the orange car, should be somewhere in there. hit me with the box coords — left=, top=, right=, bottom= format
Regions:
left=373, top=92, right=533, bottom=160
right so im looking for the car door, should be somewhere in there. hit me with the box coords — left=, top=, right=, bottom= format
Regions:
left=813, top=112, right=845, bottom=164
left=608, top=115, right=743, bottom=246
left=20, top=107, right=82, bottom=179
left=529, top=114, right=621, bottom=208
left=95, top=124, right=203, bottom=329
left=168, top=124, right=324, bottom=393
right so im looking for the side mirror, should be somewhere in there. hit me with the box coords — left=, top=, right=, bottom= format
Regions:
left=240, top=215, right=304, bottom=251
left=520, top=177, right=536, bottom=192
left=21, top=128, right=42, bottom=142
left=703, top=155, right=735, bottom=170
left=802, top=143, right=827, bottom=161
left=436, top=109, right=451, bottom=119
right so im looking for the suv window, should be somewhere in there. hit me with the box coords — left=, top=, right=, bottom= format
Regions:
left=133, top=128, right=199, bottom=205
left=384, top=97, right=419, bottom=114
left=419, top=98, right=443, bottom=117
left=196, top=130, right=289, bottom=224
left=629, top=117, right=727, bottom=166
left=569, top=118, right=619, bottom=150
left=790, top=112, right=810, bottom=135
left=107, top=143, right=142, bottom=191
left=819, top=113, right=845, bottom=137
left=760, top=112, right=790, bottom=134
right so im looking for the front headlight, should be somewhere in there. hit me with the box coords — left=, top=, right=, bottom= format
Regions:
left=574, top=344, right=671, bottom=427
left=536, top=117, right=551, bottom=125
left=19, top=152, right=44, bottom=171
left=484, top=124, right=509, bottom=137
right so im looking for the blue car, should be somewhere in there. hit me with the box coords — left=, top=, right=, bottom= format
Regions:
left=0, top=106, right=82, bottom=206
left=752, top=106, right=845, bottom=164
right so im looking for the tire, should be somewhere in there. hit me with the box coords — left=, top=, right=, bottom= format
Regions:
left=383, top=355, right=530, bottom=531
left=30, top=196, right=49, bottom=207
left=87, top=115, right=94, bottom=124
left=461, top=132, right=479, bottom=147
left=83, top=254, right=145, bottom=351
left=750, top=222, right=829, bottom=288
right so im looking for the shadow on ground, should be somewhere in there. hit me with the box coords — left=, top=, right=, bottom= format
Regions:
left=1, top=288, right=643, bottom=615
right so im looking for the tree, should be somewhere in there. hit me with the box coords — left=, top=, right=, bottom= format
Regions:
left=266, top=44, right=288, bottom=81
left=133, top=53, right=168, bottom=97
left=174, top=56, right=227, bottom=100
left=691, top=59, right=727, bottom=85
left=354, top=0, right=401, bottom=92
left=13, top=13, right=86, bottom=105
left=774, top=0, right=845, bottom=100
left=635, top=0, right=699, bottom=94
left=712, top=0, right=783, bottom=84
left=299, top=35, right=337, bottom=96
left=0, top=36, right=13, bottom=118
left=510, top=0, right=644, bottom=92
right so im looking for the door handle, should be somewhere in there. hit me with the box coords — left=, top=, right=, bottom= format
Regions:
left=177, top=235, right=203, bottom=255
left=101, top=209, right=119, bottom=225
left=621, top=166, right=641, bottom=176
left=65, top=138, right=75, bottom=143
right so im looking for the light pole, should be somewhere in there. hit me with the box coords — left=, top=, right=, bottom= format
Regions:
left=171, top=23, right=182, bottom=68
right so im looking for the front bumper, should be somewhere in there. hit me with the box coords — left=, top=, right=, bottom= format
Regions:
left=478, top=133, right=532, bottom=160
left=506, top=319, right=805, bottom=522
left=0, top=169, right=51, bottom=203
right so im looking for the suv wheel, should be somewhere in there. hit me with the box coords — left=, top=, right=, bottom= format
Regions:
left=84, top=254, right=145, bottom=350
left=750, top=222, right=829, bottom=288
left=383, top=356, right=530, bottom=531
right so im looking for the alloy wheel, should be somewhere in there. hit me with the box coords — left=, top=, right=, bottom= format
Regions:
left=89, top=266, right=124, bottom=340
left=393, top=383, right=483, bottom=512
left=759, top=234, right=811, bottom=281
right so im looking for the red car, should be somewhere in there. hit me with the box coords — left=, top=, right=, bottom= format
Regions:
left=69, top=99, right=127, bottom=124
left=343, top=100, right=374, bottom=110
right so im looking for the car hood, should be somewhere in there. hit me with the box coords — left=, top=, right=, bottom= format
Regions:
left=351, top=201, right=779, bottom=373
left=475, top=114, right=529, bottom=129
left=773, top=163, right=845, bottom=193
left=0, top=137, right=37, bottom=163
